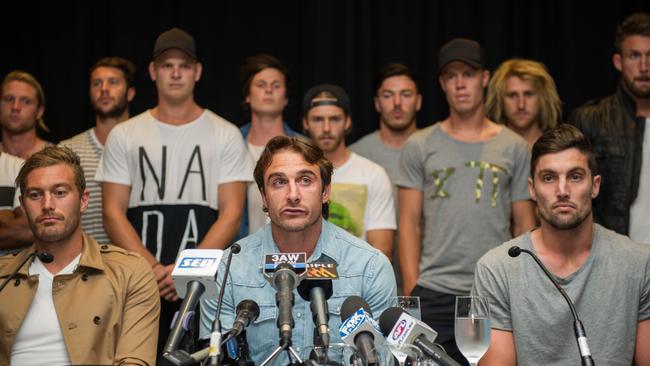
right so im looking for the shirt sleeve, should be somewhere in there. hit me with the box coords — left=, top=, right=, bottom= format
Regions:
left=364, top=251, right=398, bottom=318
left=365, top=165, right=396, bottom=231
left=215, top=123, right=254, bottom=185
left=115, top=255, right=161, bottom=365
left=472, top=255, right=513, bottom=331
left=394, top=135, right=425, bottom=191
left=640, top=251, right=650, bottom=322
left=510, top=139, right=531, bottom=202
left=95, top=125, right=132, bottom=186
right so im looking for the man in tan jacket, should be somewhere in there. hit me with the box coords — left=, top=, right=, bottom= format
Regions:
left=0, top=146, right=160, bottom=366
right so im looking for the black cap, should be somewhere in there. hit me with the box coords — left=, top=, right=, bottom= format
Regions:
left=153, top=28, right=196, bottom=60
left=438, top=38, right=485, bottom=72
left=302, top=83, right=351, bottom=117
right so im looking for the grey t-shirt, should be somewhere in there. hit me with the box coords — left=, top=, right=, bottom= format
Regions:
left=350, top=131, right=403, bottom=185
left=473, top=224, right=650, bottom=365
left=395, top=124, right=530, bottom=294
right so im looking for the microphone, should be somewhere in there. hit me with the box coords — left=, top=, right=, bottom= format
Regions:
left=298, top=279, right=333, bottom=361
left=508, top=246, right=594, bottom=366
left=0, top=251, right=54, bottom=292
left=206, top=243, right=241, bottom=366
left=231, top=299, right=260, bottom=337
left=271, top=262, right=301, bottom=348
left=338, top=296, right=383, bottom=366
left=163, top=249, right=225, bottom=356
left=379, top=307, right=461, bottom=366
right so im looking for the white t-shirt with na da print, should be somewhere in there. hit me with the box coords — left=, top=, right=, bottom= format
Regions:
left=96, top=109, right=253, bottom=265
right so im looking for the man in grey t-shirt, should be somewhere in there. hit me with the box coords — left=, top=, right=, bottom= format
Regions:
left=351, top=63, right=422, bottom=294
left=473, top=125, right=650, bottom=365
left=395, top=38, right=536, bottom=364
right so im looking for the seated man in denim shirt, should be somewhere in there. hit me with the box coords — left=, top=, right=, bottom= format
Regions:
left=201, top=136, right=397, bottom=365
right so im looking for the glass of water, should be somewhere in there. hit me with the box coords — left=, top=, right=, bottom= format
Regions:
left=454, top=296, right=490, bottom=365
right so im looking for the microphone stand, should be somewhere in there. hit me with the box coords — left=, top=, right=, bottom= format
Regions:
left=509, top=246, right=595, bottom=366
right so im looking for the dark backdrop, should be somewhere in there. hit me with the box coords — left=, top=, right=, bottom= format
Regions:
left=1, top=0, right=649, bottom=144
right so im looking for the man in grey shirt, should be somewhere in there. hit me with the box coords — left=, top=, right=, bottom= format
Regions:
left=351, top=63, right=422, bottom=293
left=396, top=38, right=536, bottom=364
left=473, top=124, right=650, bottom=365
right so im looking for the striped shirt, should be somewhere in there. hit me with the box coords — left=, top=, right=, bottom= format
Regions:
left=60, top=129, right=110, bottom=244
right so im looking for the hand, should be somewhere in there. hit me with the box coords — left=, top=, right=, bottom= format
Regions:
left=153, top=263, right=179, bottom=302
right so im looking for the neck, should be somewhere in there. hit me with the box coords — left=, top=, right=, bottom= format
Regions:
left=507, top=122, right=542, bottom=149
left=1, top=130, right=44, bottom=159
left=248, top=113, right=286, bottom=146
left=635, top=96, right=650, bottom=117
left=94, top=112, right=128, bottom=146
left=271, top=219, right=322, bottom=258
left=530, top=216, right=595, bottom=277
left=441, top=110, right=499, bottom=143
left=378, top=121, right=417, bottom=148
left=325, top=146, right=351, bottom=168
left=153, top=97, right=203, bottom=125
left=35, top=228, right=84, bottom=274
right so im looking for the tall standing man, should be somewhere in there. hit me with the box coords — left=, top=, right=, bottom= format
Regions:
left=0, top=71, right=52, bottom=159
left=351, top=63, right=422, bottom=180
left=97, top=28, right=253, bottom=358
left=473, top=125, right=650, bottom=365
left=396, top=38, right=536, bottom=363
left=302, top=84, right=395, bottom=259
left=239, top=54, right=301, bottom=236
left=200, top=136, right=396, bottom=365
left=351, top=63, right=422, bottom=293
left=486, top=58, right=562, bottom=148
left=570, top=12, right=650, bottom=243
left=0, top=146, right=160, bottom=366
left=60, top=57, right=136, bottom=244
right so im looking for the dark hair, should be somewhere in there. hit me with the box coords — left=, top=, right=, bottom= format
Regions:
left=253, top=136, right=333, bottom=218
left=531, top=124, right=598, bottom=178
left=372, top=63, right=419, bottom=95
left=16, top=146, right=86, bottom=195
left=90, top=57, right=136, bottom=88
left=615, top=12, right=650, bottom=53
left=240, top=54, right=290, bottom=109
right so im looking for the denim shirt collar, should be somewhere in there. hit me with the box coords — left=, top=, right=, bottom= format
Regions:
left=260, top=219, right=341, bottom=265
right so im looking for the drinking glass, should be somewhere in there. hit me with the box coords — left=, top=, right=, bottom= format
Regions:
left=454, top=296, right=490, bottom=365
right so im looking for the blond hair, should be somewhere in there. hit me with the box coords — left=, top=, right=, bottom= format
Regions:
left=486, top=59, right=561, bottom=131
left=1, top=70, right=49, bottom=132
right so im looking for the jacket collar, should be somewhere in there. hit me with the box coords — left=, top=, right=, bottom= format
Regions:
left=616, top=80, right=642, bottom=119
left=0, top=233, right=104, bottom=278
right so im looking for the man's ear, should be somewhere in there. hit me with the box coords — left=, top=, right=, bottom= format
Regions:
left=528, top=176, right=537, bottom=202
left=613, top=53, right=623, bottom=73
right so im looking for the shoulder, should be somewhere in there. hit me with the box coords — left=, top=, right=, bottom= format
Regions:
left=97, top=243, right=151, bottom=275
left=325, top=222, right=390, bottom=266
left=350, top=131, right=379, bottom=152
left=349, top=153, right=386, bottom=175
left=477, top=235, right=526, bottom=270
left=59, top=129, right=91, bottom=147
left=569, top=93, right=617, bottom=122
left=0, top=151, right=24, bottom=170
left=595, top=224, right=650, bottom=260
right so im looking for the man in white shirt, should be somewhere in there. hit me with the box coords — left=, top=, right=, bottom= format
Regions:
left=302, top=83, right=395, bottom=259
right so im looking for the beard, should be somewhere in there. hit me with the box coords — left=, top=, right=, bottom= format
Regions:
left=92, top=94, right=128, bottom=119
left=538, top=203, right=591, bottom=230
left=623, top=75, right=650, bottom=99
left=28, top=212, right=80, bottom=243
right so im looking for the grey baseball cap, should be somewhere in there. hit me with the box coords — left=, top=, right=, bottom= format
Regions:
left=438, top=38, right=485, bottom=72
left=153, top=27, right=196, bottom=60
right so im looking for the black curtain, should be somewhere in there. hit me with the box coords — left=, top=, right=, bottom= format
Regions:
left=1, top=0, right=649, bottom=144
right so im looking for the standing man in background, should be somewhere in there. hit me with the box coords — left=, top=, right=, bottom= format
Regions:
left=303, top=83, right=395, bottom=259
left=570, top=12, right=650, bottom=243
left=351, top=63, right=422, bottom=291
left=485, top=58, right=562, bottom=148
left=396, top=38, right=536, bottom=363
left=238, top=54, right=301, bottom=236
left=0, top=71, right=52, bottom=159
left=97, top=28, right=252, bottom=359
left=60, top=57, right=136, bottom=244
